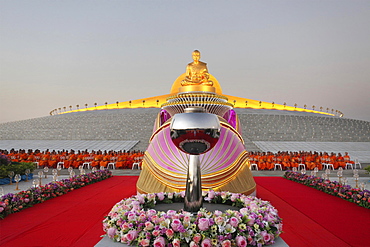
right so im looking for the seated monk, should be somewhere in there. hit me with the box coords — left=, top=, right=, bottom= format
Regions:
left=336, top=153, right=346, bottom=169
left=344, top=152, right=354, bottom=164
left=181, top=50, right=213, bottom=86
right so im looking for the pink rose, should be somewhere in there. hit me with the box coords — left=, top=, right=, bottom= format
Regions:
left=166, top=228, right=174, bottom=238
left=127, top=212, right=136, bottom=221
left=172, top=238, right=181, bottom=247
left=157, top=192, right=165, bottom=201
left=24, top=198, right=30, bottom=203
left=221, top=240, right=232, bottom=247
left=215, top=216, right=225, bottom=225
left=140, top=239, right=150, bottom=246
left=138, top=213, right=147, bottom=222
left=190, top=241, right=199, bottom=247
left=220, top=191, right=227, bottom=199
left=152, top=230, right=161, bottom=237
left=125, top=230, right=138, bottom=242
left=198, top=218, right=210, bottom=231
left=183, top=215, right=191, bottom=222
left=239, top=208, right=249, bottom=215
left=201, top=238, right=212, bottom=247
left=136, top=194, right=145, bottom=204
left=171, top=219, right=182, bottom=232
left=235, top=236, right=247, bottom=247
left=153, top=236, right=166, bottom=247
left=205, top=190, right=215, bottom=201
left=0, top=207, right=4, bottom=213
left=229, top=217, right=239, bottom=227
left=107, top=227, right=117, bottom=238
left=193, top=233, right=202, bottom=243
left=122, top=222, right=130, bottom=231
left=144, top=221, right=154, bottom=231
left=261, top=231, right=271, bottom=243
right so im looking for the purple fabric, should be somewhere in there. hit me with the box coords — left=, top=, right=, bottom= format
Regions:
left=223, top=109, right=237, bottom=129
left=159, top=109, right=171, bottom=126
left=146, top=123, right=246, bottom=175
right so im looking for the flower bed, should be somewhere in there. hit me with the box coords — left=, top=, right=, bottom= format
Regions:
left=284, top=171, right=370, bottom=209
left=0, top=169, right=112, bottom=219
left=103, top=191, right=282, bottom=246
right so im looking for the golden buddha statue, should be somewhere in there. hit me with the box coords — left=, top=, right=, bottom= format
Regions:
left=181, top=50, right=213, bottom=86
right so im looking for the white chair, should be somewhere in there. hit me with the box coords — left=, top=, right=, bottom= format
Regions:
left=132, top=162, right=141, bottom=170
left=34, top=161, right=40, bottom=169
left=354, top=158, right=362, bottom=169
left=57, top=162, right=64, bottom=169
left=298, top=164, right=306, bottom=170
left=274, top=163, right=282, bottom=171
left=250, top=163, right=258, bottom=171
left=107, top=163, right=116, bottom=169
left=323, top=163, right=335, bottom=170
left=345, top=163, right=353, bottom=170
left=82, top=162, right=91, bottom=169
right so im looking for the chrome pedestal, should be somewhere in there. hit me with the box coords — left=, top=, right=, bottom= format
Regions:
left=184, top=154, right=203, bottom=212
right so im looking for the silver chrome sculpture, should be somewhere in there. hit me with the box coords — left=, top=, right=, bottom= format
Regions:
left=170, top=107, right=220, bottom=212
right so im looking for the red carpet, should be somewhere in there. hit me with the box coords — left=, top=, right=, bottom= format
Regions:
left=0, top=176, right=139, bottom=247
left=255, top=177, right=370, bottom=247
left=1, top=176, right=369, bottom=246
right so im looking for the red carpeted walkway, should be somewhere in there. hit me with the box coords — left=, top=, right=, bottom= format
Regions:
left=0, top=176, right=138, bottom=247
left=1, top=176, right=369, bottom=246
left=255, top=177, right=370, bottom=247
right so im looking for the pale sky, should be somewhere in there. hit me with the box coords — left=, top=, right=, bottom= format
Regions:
left=1, top=0, right=370, bottom=123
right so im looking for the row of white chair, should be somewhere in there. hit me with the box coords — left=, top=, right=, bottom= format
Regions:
left=250, top=161, right=362, bottom=171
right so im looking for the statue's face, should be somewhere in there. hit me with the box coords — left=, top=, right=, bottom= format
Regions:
left=192, top=52, right=200, bottom=62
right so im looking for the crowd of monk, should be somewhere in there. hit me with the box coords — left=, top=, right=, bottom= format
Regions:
left=0, top=149, right=144, bottom=169
left=248, top=151, right=355, bottom=170
left=1, top=149, right=355, bottom=171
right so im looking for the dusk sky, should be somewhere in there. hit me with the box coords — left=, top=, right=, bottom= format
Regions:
left=1, top=0, right=369, bottom=123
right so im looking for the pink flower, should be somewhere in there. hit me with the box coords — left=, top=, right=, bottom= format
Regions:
left=166, top=228, right=174, bottom=238
left=172, top=238, right=181, bottom=247
left=127, top=212, right=136, bottom=221
left=261, top=231, right=271, bottom=243
left=235, top=236, right=247, bottom=247
left=138, top=213, right=147, bottom=222
left=201, top=238, right=212, bottom=247
left=193, top=233, right=202, bottom=243
left=107, top=227, right=117, bottom=238
left=215, top=216, right=225, bottom=225
left=171, top=219, right=182, bottom=232
left=136, top=194, right=145, bottom=204
left=198, top=218, right=210, bottom=231
left=180, top=191, right=186, bottom=197
left=183, top=215, right=191, bottom=222
left=190, top=241, right=199, bottom=247
left=157, top=192, right=165, bottom=201
left=205, top=190, right=215, bottom=201
left=152, top=230, right=161, bottom=237
left=229, top=217, right=239, bottom=227
left=221, top=240, right=232, bottom=247
left=139, top=238, right=150, bottom=246
left=220, top=191, right=227, bottom=199
left=153, top=236, right=166, bottom=247
left=0, top=207, right=4, bottom=213
left=122, top=222, right=130, bottom=231
left=144, top=221, right=154, bottom=231
left=125, top=230, right=138, bottom=242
